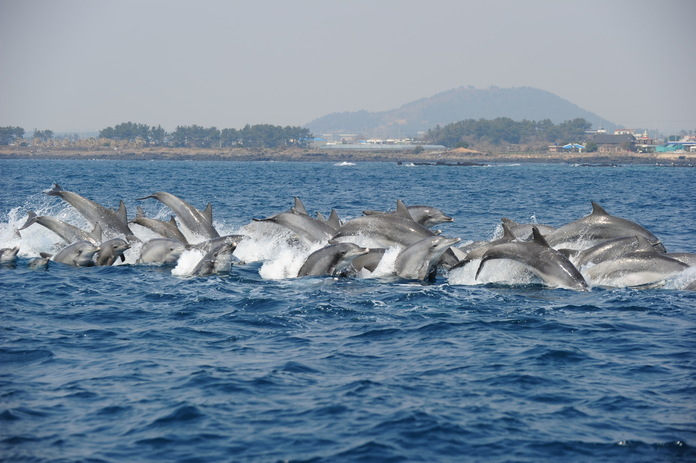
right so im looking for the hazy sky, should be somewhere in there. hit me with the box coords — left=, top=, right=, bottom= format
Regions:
left=1, top=0, right=694, bottom=134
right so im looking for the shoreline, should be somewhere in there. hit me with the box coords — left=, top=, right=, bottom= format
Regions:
left=1, top=146, right=693, bottom=165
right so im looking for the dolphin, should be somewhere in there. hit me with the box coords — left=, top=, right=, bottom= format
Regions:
left=331, top=200, right=436, bottom=248
left=297, top=243, right=370, bottom=277
left=44, top=241, right=100, bottom=267
left=19, top=210, right=102, bottom=245
left=0, top=246, right=20, bottom=263
left=664, top=252, right=696, bottom=267
left=189, top=234, right=246, bottom=253
left=363, top=200, right=454, bottom=228
left=394, top=236, right=461, bottom=281
left=44, top=184, right=138, bottom=242
left=28, top=257, right=50, bottom=269
left=476, top=228, right=589, bottom=291
left=137, top=191, right=219, bottom=240
left=191, top=240, right=239, bottom=276
left=501, top=217, right=556, bottom=241
left=137, top=238, right=187, bottom=265
left=583, top=249, right=689, bottom=288
left=543, top=202, right=665, bottom=252
left=254, top=212, right=336, bottom=244
left=451, top=221, right=517, bottom=269
left=561, top=235, right=658, bottom=270
left=130, top=206, right=189, bottom=244
left=95, top=238, right=130, bottom=266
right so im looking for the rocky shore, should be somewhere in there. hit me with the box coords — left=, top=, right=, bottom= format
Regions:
left=1, top=145, right=693, bottom=165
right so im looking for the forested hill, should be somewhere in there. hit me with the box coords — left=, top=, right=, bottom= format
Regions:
left=305, top=86, right=616, bottom=138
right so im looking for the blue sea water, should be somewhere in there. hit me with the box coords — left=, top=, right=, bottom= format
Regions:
left=1, top=159, right=695, bottom=462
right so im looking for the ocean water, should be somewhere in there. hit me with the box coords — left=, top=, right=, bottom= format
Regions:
left=1, top=159, right=695, bottom=462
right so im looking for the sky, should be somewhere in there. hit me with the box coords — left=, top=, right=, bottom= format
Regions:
left=1, top=0, right=694, bottom=135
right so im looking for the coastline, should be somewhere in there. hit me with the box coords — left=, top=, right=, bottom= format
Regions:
left=1, top=146, right=693, bottom=165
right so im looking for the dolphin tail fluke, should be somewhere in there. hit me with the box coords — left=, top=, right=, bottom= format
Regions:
left=44, top=183, right=63, bottom=196
left=19, top=211, right=38, bottom=231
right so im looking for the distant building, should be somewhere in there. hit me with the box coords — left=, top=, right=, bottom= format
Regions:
left=591, top=133, right=636, bottom=152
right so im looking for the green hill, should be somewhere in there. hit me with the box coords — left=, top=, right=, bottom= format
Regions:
left=306, top=86, right=616, bottom=138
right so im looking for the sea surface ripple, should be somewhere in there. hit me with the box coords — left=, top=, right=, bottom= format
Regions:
left=1, top=159, right=695, bottom=462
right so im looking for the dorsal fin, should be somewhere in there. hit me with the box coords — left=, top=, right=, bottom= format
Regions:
left=202, top=203, right=213, bottom=223
left=327, top=209, right=341, bottom=229
left=501, top=222, right=516, bottom=240
left=90, top=223, right=103, bottom=244
left=395, top=199, right=412, bottom=219
left=531, top=227, right=550, bottom=247
left=316, top=211, right=326, bottom=221
left=292, top=197, right=308, bottom=215
left=590, top=202, right=610, bottom=216
left=501, top=217, right=519, bottom=228
left=136, top=206, right=146, bottom=218
left=558, top=248, right=578, bottom=259
left=116, top=200, right=128, bottom=223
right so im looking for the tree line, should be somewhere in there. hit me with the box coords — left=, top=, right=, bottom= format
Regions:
left=0, top=122, right=313, bottom=149
left=423, top=117, right=593, bottom=148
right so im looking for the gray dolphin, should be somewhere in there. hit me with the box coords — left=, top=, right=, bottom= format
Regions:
left=297, top=243, right=370, bottom=277
left=665, top=252, right=696, bottom=267
left=395, top=236, right=461, bottom=281
left=28, top=257, right=50, bottom=269
left=501, top=217, right=556, bottom=241
left=476, top=228, right=589, bottom=291
left=44, top=184, right=138, bottom=242
left=363, top=200, right=454, bottom=228
left=96, top=238, right=130, bottom=266
left=137, top=191, right=219, bottom=240
left=332, top=200, right=436, bottom=248
left=191, top=240, right=240, bottom=276
left=544, top=202, right=665, bottom=252
left=254, top=212, right=337, bottom=244
left=0, top=246, right=20, bottom=263
left=451, top=222, right=517, bottom=269
left=561, top=235, right=657, bottom=270
left=189, top=234, right=246, bottom=253
left=130, top=206, right=189, bottom=244
left=583, top=249, right=689, bottom=287
left=137, top=238, right=187, bottom=265
left=44, top=241, right=100, bottom=267
left=19, top=210, right=102, bottom=245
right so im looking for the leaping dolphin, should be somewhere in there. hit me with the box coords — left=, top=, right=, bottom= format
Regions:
left=297, top=243, right=370, bottom=277
left=363, top=201, right=454, bottom=228
left=583, top=246, right=689, bottom=288
left=191, top=240, right=240, bottom=276
left=0, top=246, right=20, bottom=263
left=476, top=227, right=589, bottom=291
left=137, top=191, right=219, bottom=240
left=331, top=200, right=436, bottom=248
left=395, top=235, right=461, bottom=281
left=44, top=184, right=137, bottom=242
left=544, top=202, right=665, bottom=252
left=19, top=210, right=102, bottom=245
left=254, top=212, right=337, bottom=244
left=130, top=206, right=189, bottom=244
left=95, top=238, right=130, bottom=266
left=137, top=238, right=187, bottom=265
left=43, top=241, right=100, bottom=267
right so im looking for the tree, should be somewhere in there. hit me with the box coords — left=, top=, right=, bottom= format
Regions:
left=0, top=126, right=25, bottom=145
left=32, top=129, right=54, bottom=142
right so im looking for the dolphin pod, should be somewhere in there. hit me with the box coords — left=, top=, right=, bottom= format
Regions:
left=3, top=184, right=695, bottom=290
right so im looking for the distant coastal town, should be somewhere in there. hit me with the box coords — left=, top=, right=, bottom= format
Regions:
left=1, top=121, right=694, bottom=163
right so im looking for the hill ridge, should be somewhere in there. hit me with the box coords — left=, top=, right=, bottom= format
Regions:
left=306, top=86, right=616, bottom=138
